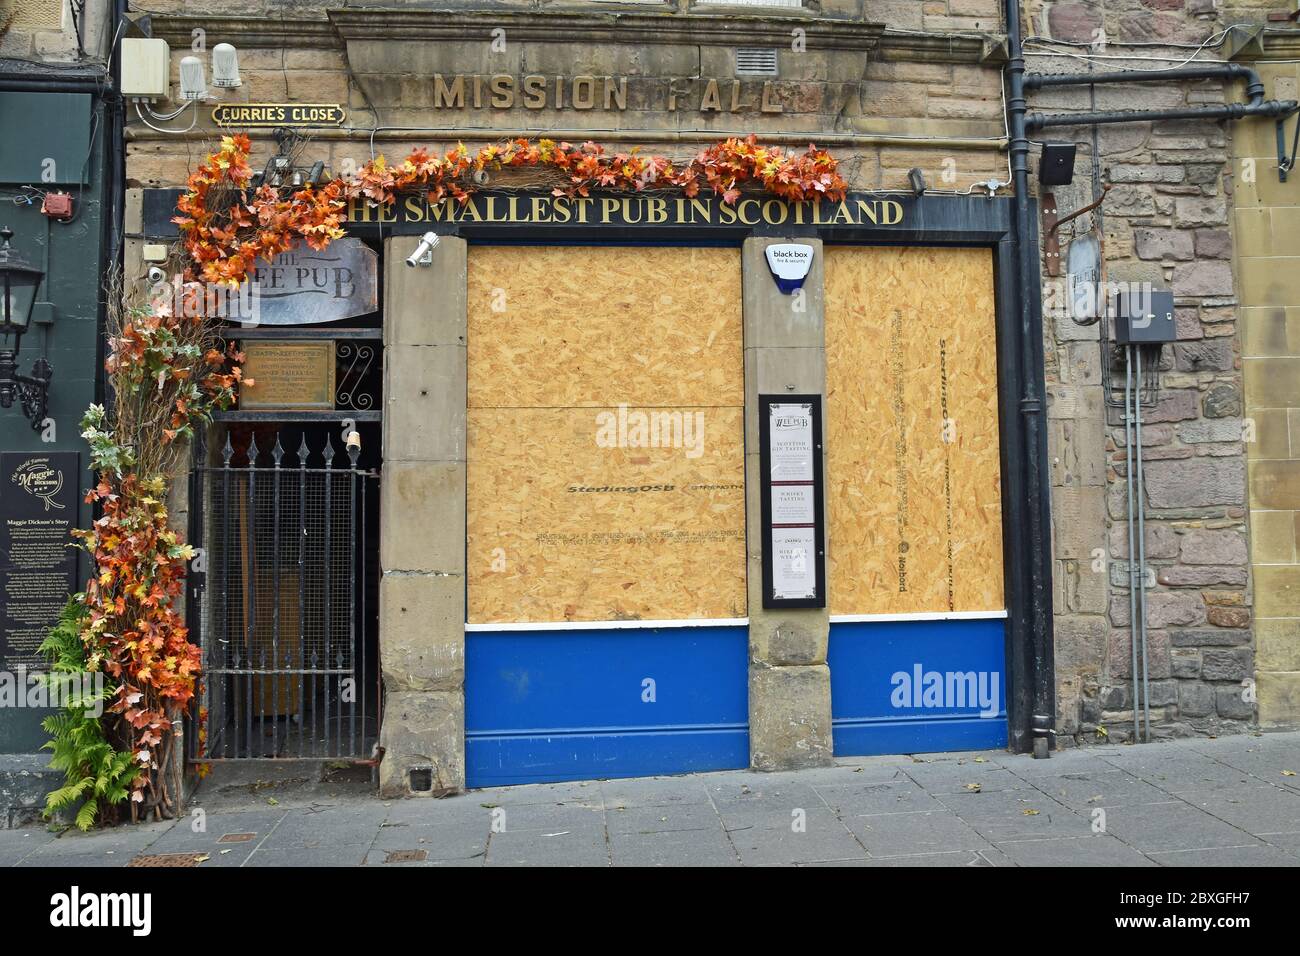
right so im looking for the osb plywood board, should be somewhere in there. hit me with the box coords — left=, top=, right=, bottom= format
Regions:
left=467, top=245, right=743, bottom=408
left=466, top=406, right=747, bottom=624
left=824, top=245, right=1004, bottom=615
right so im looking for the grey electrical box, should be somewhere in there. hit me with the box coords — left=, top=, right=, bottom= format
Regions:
left=1114, top=289, right=1176, bottom=344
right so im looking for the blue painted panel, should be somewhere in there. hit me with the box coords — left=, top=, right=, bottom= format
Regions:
left=466, top=625, right=748, bottom=787
left=828, top=618, right=1008, bottom=756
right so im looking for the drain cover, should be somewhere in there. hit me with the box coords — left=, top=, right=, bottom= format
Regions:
left=383, top=849, right=428, bottom=864
left=218, top=832, right=257, bottom=843
left=128, top=853, right=206, bottom=867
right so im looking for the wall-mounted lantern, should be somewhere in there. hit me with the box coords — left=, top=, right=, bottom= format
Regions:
left=0, top=227, right=53, bottom=429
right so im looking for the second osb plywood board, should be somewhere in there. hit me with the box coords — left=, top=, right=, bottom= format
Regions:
left=467, top=245, right=743, bottom=408
left=824, top=245, right=1004, bottom=615
left=467, top=245, right=746, bottom=625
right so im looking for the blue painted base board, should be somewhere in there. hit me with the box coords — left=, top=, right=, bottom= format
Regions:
left=466, top=625, right=749, bottom=788
left=465, top=618, right=1009, bottom=786
left=466, top=727, right=749, bottom=786
left=828, top=618, right=1008, bottom=756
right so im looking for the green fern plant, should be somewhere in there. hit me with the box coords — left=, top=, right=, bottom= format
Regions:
left=38, top=598, right=139, bottom=830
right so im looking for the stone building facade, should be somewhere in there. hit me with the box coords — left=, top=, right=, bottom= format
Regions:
left=125, top=1, right=1034, bottom=795
left=2, top=0, right=1296, bottom=803
left=1023, top=2, right=1300, bottom=743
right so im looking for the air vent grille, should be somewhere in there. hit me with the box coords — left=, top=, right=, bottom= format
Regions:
left=736, top=48, right=779, bottom=77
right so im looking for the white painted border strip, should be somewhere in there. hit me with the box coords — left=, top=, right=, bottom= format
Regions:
left=829, top=610, right=1008, bottom=624
left=465, top=618, right=750, bottom=633
left=466, top=612, right=1007, bottom=630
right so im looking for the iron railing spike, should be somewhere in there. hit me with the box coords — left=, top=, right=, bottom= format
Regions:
left=246, top=433, right=260, bottom=464
left=297, top=433, right=311, bottom=467
left=221, top=432, right=234, bottom=464
left=271, top=433, right=285, bottom=463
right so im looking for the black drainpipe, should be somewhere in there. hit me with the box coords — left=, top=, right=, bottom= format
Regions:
left=0, top=76, right=107, bottom=92
left=1026, top=64, right=1298, bottom=130
left=1003, top=0, right=1056, bottom=758
left=98, top=0, right=128, bottom=421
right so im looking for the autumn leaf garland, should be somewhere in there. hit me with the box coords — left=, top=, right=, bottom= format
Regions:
left=176, top=133, right=848, bottom=288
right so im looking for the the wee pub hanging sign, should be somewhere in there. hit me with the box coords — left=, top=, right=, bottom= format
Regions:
left=759, top=395, right=826, bottom=608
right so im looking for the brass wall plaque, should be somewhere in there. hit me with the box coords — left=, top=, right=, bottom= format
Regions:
left=239, top=340, right=335, bottom=410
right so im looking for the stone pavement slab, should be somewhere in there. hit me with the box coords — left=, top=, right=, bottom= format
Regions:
left=727, top=816, right=867, bottom=866
left=993, top=834, right=1157, bottom=867
left=0, top=827, right=55, bottom=866
left=485, top=827, right=611, bottom=867
left=844, top=808, right=993, bottom=857
left=9, top=731, right=1300, bottom=866
left=852, top=847, right=1013, bottom=867
left=608, top=826, right=740, bottom=867
left=368, top=819, right=489, bottom=862
left=1147, top=845, right=1300, bottom=866
left=1026, top=769, right=1173, bottom=810
left=1100, top=801, right=1262, bottom=853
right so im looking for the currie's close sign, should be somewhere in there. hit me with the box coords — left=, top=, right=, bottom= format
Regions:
left=212, top=103, right=346, bottom=128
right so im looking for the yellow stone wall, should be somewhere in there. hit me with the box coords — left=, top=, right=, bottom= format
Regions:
left=1233, top=59, right=1300, bottom=727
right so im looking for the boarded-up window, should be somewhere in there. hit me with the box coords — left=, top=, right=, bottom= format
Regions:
left=824, top=246, right=1004, bottom=616
left=467, top=245, right=747, bottom=624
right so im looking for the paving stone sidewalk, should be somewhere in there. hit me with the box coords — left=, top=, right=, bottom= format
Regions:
left=7, top=732, right=1300, bottom=867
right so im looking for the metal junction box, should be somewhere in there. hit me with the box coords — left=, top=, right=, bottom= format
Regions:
left=1114, top=288, right=1176, bottom=345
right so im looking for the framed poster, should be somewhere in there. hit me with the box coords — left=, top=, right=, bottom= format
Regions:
left=759, top=395, right=826, bottom=608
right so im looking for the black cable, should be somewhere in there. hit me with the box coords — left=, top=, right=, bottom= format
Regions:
left=1283, top=110, right=1300, bottom=175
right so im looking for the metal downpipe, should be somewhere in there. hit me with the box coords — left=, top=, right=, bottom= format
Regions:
left=1135, top=349, right=1151, bottom=742
left=1124, top=348, right=1140, bottom=744
left=1005, top=0, right=1056, bottom=757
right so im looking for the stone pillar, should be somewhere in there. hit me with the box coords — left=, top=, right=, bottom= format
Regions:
left=1235, top=61, right=1300, bottom=728
left=743, top=237, right=835, bottom=771
left=378, top=235, right=468, bottom=796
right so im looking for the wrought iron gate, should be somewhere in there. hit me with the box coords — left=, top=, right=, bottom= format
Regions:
left=187, top=423, right=380, bottom=760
